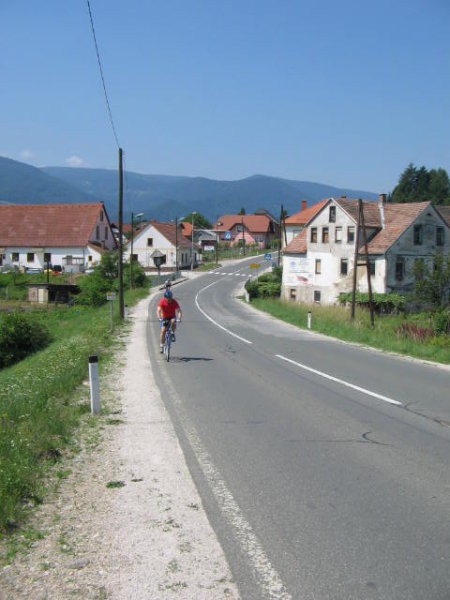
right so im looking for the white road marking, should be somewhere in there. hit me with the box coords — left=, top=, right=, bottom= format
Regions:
left=158, top=365, right=293, bottom=600
left=195, top=281, right=252, bottom=344
left=276, top=354, right=403, bottom=407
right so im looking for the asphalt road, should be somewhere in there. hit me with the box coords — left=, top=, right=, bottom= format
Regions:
left=147, top=257, right=450, bottom=600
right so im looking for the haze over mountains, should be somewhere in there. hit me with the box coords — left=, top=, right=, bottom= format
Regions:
left=0, top=156, right=378, bottom=222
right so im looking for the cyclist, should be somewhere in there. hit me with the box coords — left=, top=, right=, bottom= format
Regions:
left=164, top=278, right=172, bottom=290
left=156, top=290, right=182, bottom=353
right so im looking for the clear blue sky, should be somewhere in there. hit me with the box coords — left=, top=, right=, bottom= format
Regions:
left=1, top=0, right=449, bottom=193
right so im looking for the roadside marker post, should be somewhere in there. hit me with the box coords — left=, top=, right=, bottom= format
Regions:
left=88, top=355, right=101, bottom=415
left=106, top=292, right=116, bottom=330
left=307, top=311, right=312, bottom=330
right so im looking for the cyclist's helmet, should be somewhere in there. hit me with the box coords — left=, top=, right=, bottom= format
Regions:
left=164, top=290, right=173, bottom=299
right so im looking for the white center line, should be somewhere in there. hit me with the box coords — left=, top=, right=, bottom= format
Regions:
left=275, top=354, right=403, bottom=407
left=195, top=281, right=252, bottom=344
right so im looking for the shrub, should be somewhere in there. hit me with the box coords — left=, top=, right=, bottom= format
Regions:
left=339, top=292, right=406, bottom=314
left=245, top=267, right=282, bottom=299
left=0, top=312, right=52, bottom=368
left=433, top=309, right=450, bottom=335
left=75, top=272, right=113, bottom=307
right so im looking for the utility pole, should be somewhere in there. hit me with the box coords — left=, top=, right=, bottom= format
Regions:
left=278, top=204, right=284, bottom=266
left=350, top=201, right=361, bottom=320
left=241, top=215, right=246, bottom=256
left=130, top=211, right=134, bottom=289
left=118, top=147, right=124, bottom=319
left=191, top=212, right=196, bottom=270
left=175, top=217, right=179, bottom=273
left=360, top=200, right=375, bottom=327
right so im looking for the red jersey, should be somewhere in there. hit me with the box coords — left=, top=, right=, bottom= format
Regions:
left=158, top=297, right=180, bottom=320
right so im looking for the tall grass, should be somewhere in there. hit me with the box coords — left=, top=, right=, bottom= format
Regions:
left=0, top=286, right=149, bottom=532
left=250, top=298, right=450, bottom=364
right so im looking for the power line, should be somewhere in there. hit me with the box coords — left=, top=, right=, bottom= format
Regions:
left=86, top=0, right=120, bottom=148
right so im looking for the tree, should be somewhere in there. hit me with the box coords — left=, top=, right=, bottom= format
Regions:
left=413, top=253, right=450, bottom=309
left=391, top=164, right=450, bottom=205
left=238, top=207, right=246, bottom=215
left=182, top=212, right=212, bottom=229
left=428, top=169, right=450, bottom=205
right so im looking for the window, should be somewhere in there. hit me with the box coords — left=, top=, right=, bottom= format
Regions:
left=100, top=211, right=104, bottom=222
left=436, top=227, right=445, bottom=246
left=347, top=226, right=355, bottom=243
left=105, top=227, right=109, bottom=240
left=131, top=254, right=138, bottom=262
left=322, top=227, right=329, bottom=243
left=88, top=255, right=93, bottom=262
left=395, top=257, right=405, bottom=281
left=11, top=252, right=19, bottom=262
left=335, top=226, right=342, bottom=243
left=315, top=259, right=321, bottom=274
left=66, top=255, right=73, bottom=265
left=369, top=261, right=376, bottom=276
left=313, top=290, right=321, bottom=303
left=329, top=206, right=336, bottom=222
left=414, top=225, right=423, bottom=245
left=289, top=288, right=297, bottom=300
left=340, top=258, right=348, bottom=275
left=27, top=252, right=35, bottom=263
left=147, top=238, right=153, bottom=247
left=44, top=252, right=51, bottom=264
left=96, top=225, right=100, bottom=240
left=310, top=227, right=317, bottom=243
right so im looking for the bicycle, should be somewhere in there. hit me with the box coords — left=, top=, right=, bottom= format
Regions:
left=161, top=318, right=176, bottom=362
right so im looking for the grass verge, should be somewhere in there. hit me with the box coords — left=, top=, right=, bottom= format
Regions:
left=250, top=297, right=450, bottom=365
left=0, top=286, right=149, bottom=535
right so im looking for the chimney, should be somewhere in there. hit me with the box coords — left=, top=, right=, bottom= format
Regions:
left=378, top=193, right=386, bottom=228
left=301, top=200, right=307, bottom=211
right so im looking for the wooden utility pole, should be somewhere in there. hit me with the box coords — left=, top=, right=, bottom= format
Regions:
left=118, top=147, right=124, bottom=319
left=360, top=200, right=375, bottom=327
left=351, top=199, right=374, bottom=325
left=278, top=204, right=284, bottom=266
left=351, top=201, right=361, bottom=320
left=175, top=217, right=179, bottom=272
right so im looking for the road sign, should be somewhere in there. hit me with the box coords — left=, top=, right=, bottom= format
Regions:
left=224, top=231, right=232, bottom=240
left=106, top=292, right=116, bottom=301
left=249, top=263, right=260, bottom=269
left=264, top=253, right=272, bottom=261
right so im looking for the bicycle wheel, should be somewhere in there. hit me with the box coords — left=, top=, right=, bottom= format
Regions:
left=165, top=330, right=171, bottom=362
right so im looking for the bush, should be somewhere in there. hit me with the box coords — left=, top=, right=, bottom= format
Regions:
left=339, top=292, right=406, bottom=314
left=0, top=312, right=52, bottom=368
left=433, top=309, right=450, bottom=335
left=245, top=267, right=282, bottom=299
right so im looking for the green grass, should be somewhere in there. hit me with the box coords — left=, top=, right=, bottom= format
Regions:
left=0, top=285, right=149, bottom=534
left=250, top=297, right=450, bottom=364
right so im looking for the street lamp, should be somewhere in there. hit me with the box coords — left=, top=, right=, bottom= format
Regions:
left=130, top=211, right=144, bottom=289
left=191, top=211, right=197, bottom=271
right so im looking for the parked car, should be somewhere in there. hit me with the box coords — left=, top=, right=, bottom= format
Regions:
left=24, top=267, right=44, bottom=274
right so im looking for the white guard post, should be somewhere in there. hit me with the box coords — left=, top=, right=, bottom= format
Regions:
left=307, top=311, right=312, bottom=330
left=88, top=355, right=101, bottom=415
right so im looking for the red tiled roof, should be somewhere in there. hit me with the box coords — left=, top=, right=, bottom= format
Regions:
left=336, top=198, right=381, bottom=227
left=436, top=206, right=450, bottom=227
left=181, top=221, right=193, bottom=238
left=215, top=214, right=273, bottom=233
left=284, top=229, right=307, bottom=253
left=149, top=221, right=192, bottom=249
left=366, top=202, right=431, bottom=254
left=284, top=199, right=328, bottom=225
left=0, top=203, right=110, bottom=247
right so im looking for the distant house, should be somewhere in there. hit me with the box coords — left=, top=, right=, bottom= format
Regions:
left=180, top=221, right=217, bottom=257
left=0, top=203, right=116, bottom=272
left=126, top=220, right=193, bottom=271
left=214, top=213, right=280, bottom=248
left=282, top=195, right=450, bottom=305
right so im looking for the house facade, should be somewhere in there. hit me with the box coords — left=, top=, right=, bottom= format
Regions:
left=127, top=220, right=193, bottom=271
left=214, top=214, right=280, bottom=248
left=0, top=203, right=116, bottom=272
left=282, top=196, right=450, bottom=305
left=283, top=200, right=328, bottom=247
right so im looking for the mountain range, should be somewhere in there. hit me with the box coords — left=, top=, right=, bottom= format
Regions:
left=0, top=156, right=378, bottom=222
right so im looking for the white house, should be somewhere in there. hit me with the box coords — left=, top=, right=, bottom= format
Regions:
left=0, top=203, right=116, bottom=272
left=282, top=195, right=450, bottom=305
left=127, top=220, right=193, bottom=271
left=283, top=199, right=328, bottom=247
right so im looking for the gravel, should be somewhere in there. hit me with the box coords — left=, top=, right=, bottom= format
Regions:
left=0, top=294, right=239, bottom=600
